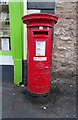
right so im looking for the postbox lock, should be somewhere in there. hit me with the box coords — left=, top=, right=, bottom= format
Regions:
left=45, top=66, right=49, bottom=69
left=39, top=26, right=43, bottom=30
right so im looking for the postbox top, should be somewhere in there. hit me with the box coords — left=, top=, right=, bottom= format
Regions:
left=22, top=13, right=58, bottom=24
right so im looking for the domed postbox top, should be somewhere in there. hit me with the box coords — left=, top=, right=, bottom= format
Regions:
left=22, top=13, right=58, bottom=27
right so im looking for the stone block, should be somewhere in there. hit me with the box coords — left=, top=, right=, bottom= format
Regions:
left=59, top=36, right=72, bottom=41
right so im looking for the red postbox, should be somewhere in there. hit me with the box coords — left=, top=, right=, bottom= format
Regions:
left=22, top=13, right=58, bottom=95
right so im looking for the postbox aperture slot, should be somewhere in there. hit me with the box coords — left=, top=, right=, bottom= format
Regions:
left=34, top=31, right=48, bottom=36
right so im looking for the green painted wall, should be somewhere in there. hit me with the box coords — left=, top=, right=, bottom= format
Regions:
left=9, top=1, right=24, bottom=84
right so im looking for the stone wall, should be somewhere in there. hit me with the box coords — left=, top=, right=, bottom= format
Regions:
left=52, top=1, right=76, bottom=78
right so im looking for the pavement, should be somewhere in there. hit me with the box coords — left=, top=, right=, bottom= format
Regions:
left=1, top=77, right=76, bottom=119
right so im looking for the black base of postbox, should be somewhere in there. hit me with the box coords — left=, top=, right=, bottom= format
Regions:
left=27, top=89, right=50, bottom=97
left=27, top=90, right=50, bottom=104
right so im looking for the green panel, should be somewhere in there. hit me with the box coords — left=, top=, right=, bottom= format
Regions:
left=9, top=2, right=24, bottom=59
left=9, top=1, right=24, bottom=84
left=20, top=2, right=24, bottom=59
left=14, top=59, right=22, bottom=84
left=0, top=51, right=12, bottom=55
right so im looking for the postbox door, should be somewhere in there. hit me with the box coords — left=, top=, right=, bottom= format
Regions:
left=28, top=27, right=52, bottom=93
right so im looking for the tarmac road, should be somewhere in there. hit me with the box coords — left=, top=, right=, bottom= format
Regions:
left=1, top=77, right=76, bottom=119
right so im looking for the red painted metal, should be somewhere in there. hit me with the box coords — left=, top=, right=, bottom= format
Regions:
left=22, top=13, right=58, bottom=94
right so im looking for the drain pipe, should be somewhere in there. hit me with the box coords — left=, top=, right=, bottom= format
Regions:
left=22, top=0, right=27, bottom=86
